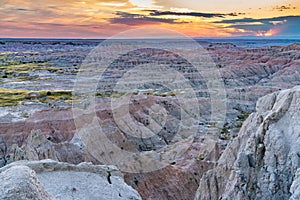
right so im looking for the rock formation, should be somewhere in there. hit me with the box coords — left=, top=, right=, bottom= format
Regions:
left=0, top=165, right=53, bottom=200
left=124, top=134, right=220, bottom=200
left=0, top=42, right=299, bottom=200
left=290, top=169, right=300, bottom=200
left=195, top=86, right=300, bottom=200
left=1, top=84, right=299, bottom=200
left=8, top=129, right=97, bottom=166
left=0, top=159, right=142, bottom=200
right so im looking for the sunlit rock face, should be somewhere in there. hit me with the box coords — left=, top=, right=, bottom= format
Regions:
left=195, top=86, right=300, bottom=200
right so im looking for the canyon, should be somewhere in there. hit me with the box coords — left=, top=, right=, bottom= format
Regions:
left=0, top=40, right=299, bottom=199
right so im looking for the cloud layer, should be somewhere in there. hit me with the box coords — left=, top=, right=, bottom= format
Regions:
left=147, top=10, right=244, bottom=18
left=109, top=11, right=186, bottom=25
left=215, top=16, right=300, bottom=36
left=0, top=0, right=299, bottom=38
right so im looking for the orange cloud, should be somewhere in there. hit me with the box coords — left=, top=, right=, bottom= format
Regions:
left=255, top=26, right=281, bottom=37
left=0, top=0, right=299, bottom=38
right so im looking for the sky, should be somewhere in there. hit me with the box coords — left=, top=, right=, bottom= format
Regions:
left=0, top=0, right=299, bottom=38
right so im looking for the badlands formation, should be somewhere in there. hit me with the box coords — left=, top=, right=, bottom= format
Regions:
left=0, top=41, right=299, bottom=199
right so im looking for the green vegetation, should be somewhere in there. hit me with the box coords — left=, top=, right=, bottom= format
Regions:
left=96, top=90, right=180, bottom=98
left=0, top=88, right=30, bottom=107
left=70, top=69, right=79, bottom=74
left=236, top=110, right=251, bottom=128
left=0, top=88, right=181, bottom=107
left=0, top=61, right=61, bottom=83
left=155, top=91, right=177, bottom=97
left=38, top=90, right=73, bottom=103
left=196, top=150, right=208, bottom=161
left=95, top=89, right=180, bottom=98
left=0, top=61, right=55, bottom=83
left=0, top=88, right=73, bottom=107
left=95, top=90, right=115, bottom=98
left=0, top=55, right=11, bottom=62
left=237, top=110, right=251, bottom=122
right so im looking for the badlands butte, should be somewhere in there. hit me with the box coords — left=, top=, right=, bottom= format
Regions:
left=0, top=40, right=299, bottom=200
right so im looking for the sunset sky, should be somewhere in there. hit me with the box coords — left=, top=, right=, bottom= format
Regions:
left=0, top=0, right=300, bottom=38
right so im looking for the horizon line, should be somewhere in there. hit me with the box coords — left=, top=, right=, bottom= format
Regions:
left=1, top=35, right=300, bottom=40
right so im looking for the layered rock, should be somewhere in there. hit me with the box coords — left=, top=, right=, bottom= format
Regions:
left=2, top=43, right=300, bottom=148
left=195, top=86, right=300, bottom=200
left=10, top=129, right=96, bottom=165
left=290, top=169, right=300, bottom=200
left=0, top=165, right=53, bottom=200
left=0, top=107, right=76, bottom=144
left=0, top=43, right=299, bottom=200
left=0, top=159, right=142, bottom=200
left=0, top=95, right=219, bottom=200
left=124, top=134, right=220, bottom=200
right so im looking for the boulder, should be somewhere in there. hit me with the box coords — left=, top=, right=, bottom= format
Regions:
left=0, top=165, right=53, bottom=200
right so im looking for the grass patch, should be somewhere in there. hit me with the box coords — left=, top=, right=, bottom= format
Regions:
left=0, top=62, right=52, bottom=77
left=237, top=110, right=251, bottom=122
left=39, top=90, right=73, bottom=103
left=0, top=88, right=29, bottom=107
left=196, top=150, right=208, bottom=161
left=0, top=88, right=185, bottom=107
left=95, top=90, right=180, bottom=98
left=0, top=88, right=73, bottom=107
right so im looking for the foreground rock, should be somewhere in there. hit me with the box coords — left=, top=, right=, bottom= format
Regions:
left=0, top=165, right=52, bottom=200
left=195, top=86, right=300, bottom=200
left=0, top=159, right=142, bottom=200
left=290, top=169, right=300, bottom=200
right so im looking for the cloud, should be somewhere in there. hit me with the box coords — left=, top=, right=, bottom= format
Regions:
left=108, top=10, right=245, bottom=26
left=108, top=11, right=187, bottom=25
left=14, top=8, right=34, bottom=11
left=1, top=0, right=299, bottom=37
left=215, top=16, right=300, bottom=36
left=147, top=10, right=244, bottom=18
left=273, top=5, right=296, bottom=11
left=214, top=16, right=297, bottom=25
left=0, top=20, right=117, bottom=38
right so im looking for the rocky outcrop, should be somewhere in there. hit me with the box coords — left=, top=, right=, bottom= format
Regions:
left=0, top=165, right=53, bottom=200
left=290, top=169, right=300, bottom=200
left=1, top=96, right=220, bottom=200
left=0, top=159, right=142, bottom=200
left=282, top=43, right=300, bottom=51
left=2, top=43, right=299, bottom=152
left=9, top=129, right=97, bottom=166
left=0, top=107, right=76, bottom=145
left=124, top=134, right=220, bottom=200
left=0, top=43, right=299, bottom=200
left=195, top=86, right=300, bottom=200
left=12, top=129, right=58, bottom=161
